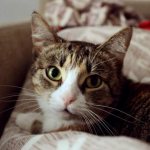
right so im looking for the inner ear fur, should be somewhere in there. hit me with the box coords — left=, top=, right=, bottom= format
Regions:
left=31, top=12, right=65, bottom=52
left=97, top=27, right=133, bottom=54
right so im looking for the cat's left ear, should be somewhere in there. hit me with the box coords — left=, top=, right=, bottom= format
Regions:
left=31, top=11, right=64, bottom=48
left=97, top=27, right=133, bottom=56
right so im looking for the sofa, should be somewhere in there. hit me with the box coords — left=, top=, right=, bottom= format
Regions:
left=0, top=23, right=32, bottom=137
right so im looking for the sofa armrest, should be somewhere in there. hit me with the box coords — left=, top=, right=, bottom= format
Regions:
left=0, top=22, right=32, bottom=136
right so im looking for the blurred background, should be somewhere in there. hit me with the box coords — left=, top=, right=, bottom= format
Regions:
left=0, top=0, right=40, bottom=26
left=0, top=0, right=150, bottom=27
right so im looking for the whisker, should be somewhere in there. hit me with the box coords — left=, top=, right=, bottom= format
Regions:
left=84, top=116, right=94, bottom=134
left=0, top=84, right=34, bottom=92
left=87, top=109, right=114, bottom=136
left=102, top=119, right=118, bottom=135
left=0, top=101, right=38, bottom=114
left=91, top=57, right=116, bottom=71
left=86, top=102, right=143, bottom=123
left=0, top=99, right=36, bottom=103
left=0, top=92, right=37, bottom=102
left=100, top=119, right=114, bottom=136
left=79, top=112, right=93, bottom=134
left=30, top=106, right=41, bottom=113
left=0, top=93, right=38, bottom=101
left=80, top=107, right=104, bottom=135
left=84, top=112, right=98, bottom=135
left=91, top=49, right=103, bottom=63
left=88, top=105, right=138, bottom=124
left=22, top=104, right=39, bottom=110
left=22, top=91, right=39, bottom=97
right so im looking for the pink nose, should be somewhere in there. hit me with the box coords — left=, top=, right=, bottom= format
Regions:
left=64, top=96, right=76, bottom=106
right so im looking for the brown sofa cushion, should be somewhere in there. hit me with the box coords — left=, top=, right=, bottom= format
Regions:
left=0, top=23, right=32, bottom=136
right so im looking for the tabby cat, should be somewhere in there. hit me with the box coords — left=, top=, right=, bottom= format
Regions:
left=16, top=12, right=150, bottom=142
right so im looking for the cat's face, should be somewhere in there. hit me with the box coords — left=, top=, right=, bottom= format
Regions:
left=31, top=12, right=132, bottom=126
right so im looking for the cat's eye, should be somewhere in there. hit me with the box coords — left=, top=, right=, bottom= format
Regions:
left=85, top=75, right=102, bottom=89
left=46, top=66, right=61, bottom=81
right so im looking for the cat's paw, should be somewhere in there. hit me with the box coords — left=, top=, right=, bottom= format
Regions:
left=16, top=112, right=42, bottom=132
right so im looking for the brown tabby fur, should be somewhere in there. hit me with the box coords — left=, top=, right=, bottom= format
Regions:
left=114, top=83, right=150, bottom=142
left=30, top=12, right=150, bottom=142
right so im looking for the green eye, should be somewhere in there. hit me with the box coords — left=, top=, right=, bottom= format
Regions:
left=86, top=75, right=102, bottom=88
left=46, top=66, right=61, bottom=81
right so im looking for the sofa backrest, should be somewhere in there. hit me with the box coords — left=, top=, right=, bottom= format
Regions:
left=0, top=23, right=32, bottom=136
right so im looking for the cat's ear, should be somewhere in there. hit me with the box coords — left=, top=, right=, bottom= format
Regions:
left=97, top=27, right=132, bottom=56
left=31, top=12, right=64, bottom=51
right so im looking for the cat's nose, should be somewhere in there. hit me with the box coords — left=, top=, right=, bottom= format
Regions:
left=64, top=96, right=76, bottom=106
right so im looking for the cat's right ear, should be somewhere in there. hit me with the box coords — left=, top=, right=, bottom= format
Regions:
left=31, top=12, right=55, bottom=47
left=96, top=27, right=133, bottom=58
left=31, top=12, right=63, bottom=56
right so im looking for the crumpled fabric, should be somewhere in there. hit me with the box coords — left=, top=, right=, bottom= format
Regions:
left=139, top=20, right=150, bottom=30
left=44, top=0, right=143, bottom=28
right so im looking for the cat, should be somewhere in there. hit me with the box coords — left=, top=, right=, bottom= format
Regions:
left=16, top=12, right=150, bottom=142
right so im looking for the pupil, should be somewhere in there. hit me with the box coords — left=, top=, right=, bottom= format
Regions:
left=91, top=78, right=97, bottom=85
left=52, top=68, right=59, bottom=77
left=91, top=76, right=99, bottom=86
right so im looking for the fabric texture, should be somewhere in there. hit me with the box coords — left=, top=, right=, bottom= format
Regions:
left=44, top=0, right=143, bottom=27
left=0, top=26, right=150, bottom=150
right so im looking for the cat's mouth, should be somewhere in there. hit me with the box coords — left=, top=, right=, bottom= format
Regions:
left=62, top=108, right=75, bottom=116
left=61, top=108, right=80, bottom=120
left=64, top=108, right=70, bottom=114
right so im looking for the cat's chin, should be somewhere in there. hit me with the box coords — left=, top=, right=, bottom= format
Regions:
left=42, top=110, right=84, bottom=133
